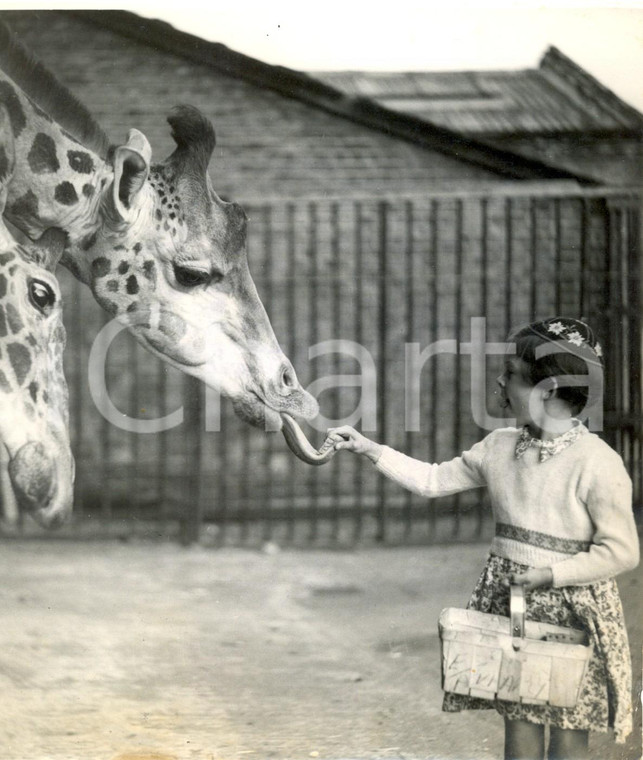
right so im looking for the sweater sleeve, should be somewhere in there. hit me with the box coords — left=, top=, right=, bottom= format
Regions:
left=551, top=450, right=640, bottom=587
left=373, top=436, right=489, bottom=498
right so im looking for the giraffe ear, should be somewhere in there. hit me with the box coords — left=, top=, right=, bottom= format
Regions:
left=112, top=129, right=152, bottom=219
left=33, top=228, right=68, bottom=272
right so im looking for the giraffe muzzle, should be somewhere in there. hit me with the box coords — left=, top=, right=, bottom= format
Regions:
left=8, top=441, right=73, bottom=528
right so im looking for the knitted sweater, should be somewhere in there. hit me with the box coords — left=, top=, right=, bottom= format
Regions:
left=374, top=427, right=639, bottom=587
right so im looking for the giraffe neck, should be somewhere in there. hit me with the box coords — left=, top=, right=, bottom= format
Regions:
left=0, top=69, right=112, bottom=283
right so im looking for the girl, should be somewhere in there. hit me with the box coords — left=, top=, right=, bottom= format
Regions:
left=324, top=317, right=639, bottom=760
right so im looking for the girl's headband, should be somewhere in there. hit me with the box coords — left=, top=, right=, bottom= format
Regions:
left=526, top=319, right=603, bottom=367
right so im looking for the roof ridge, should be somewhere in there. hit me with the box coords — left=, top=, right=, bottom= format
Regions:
left=540, top=45, right=643, bottom=130
left=64, top=10, right=595, bottom=184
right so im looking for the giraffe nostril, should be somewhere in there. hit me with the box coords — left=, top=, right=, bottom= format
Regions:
left=281, top=365, right=297, bottom=391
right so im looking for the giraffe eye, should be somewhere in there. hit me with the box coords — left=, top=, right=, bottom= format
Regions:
left=173, top=264, right=213, bottom=288
left=28, top=279, right=56, bottom=314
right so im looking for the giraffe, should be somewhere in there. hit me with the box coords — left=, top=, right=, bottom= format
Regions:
left=0, top=103, right=74, bottom=528
left=0, top=21, right=321, bottom=453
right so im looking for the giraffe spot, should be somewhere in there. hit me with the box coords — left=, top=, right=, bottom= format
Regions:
left=0, top=305, right=6, bottom=338
left=0, top=273, right=6, bottom=297
left=126, top=275, right=139, bottom=295
left=133, top=243, right=142, bottom=254
left=42, top=390, right=49, bottom=404
left=114, top=244, right=126, bottom=251
left=0, top=145, right=9, bottom=181
left=54, top=181, right=78, bottom=206
left=80, top=230, right=98, bottom=251
left=169, top=212, right=176, bottom=220
left=142, top=260, right=156, bottom=282
left=26, top=332, right=37, bottom=348
left=102, top=299, right=118, bottom=314
left=6, top=303, right=24, bottom=334
left=28, top=132, right=60, bottom=174
left=10, top=190, right=39, bottom=221
left=0, top=81, right=26, bottom=138
left=91, top=257, right=111, bottom=277
left=0, top=367, right=10, bottom=393
left=7, top=342, right=31, bottom=386
left=82, top=183, right=95, bottom=198
left=118, top=261, right=129, bottom=275
left=155, top=209, right=162, bottom=221
left=0, top=252, right=14, bottom=267
left=106, top=280, right=119, bottom=292
left=67, top=150, right=94, bottom=174
left=28, top=380, right=38, bottom=403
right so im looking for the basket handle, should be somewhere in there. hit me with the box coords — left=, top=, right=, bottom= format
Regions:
left=510, top=585, right=526, bottom=651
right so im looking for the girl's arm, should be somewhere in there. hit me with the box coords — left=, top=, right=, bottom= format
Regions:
left=549, top=451, right=639, bottom=587
left=326, top=426, right=487, bottom=498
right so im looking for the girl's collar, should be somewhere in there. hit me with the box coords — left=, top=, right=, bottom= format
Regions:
left=515, top=420, right=588, bottom=462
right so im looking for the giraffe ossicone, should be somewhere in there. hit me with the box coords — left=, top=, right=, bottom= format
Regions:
left=0, top=22, right=321, bottom=449
left=0, top=103, right=74, bottom=528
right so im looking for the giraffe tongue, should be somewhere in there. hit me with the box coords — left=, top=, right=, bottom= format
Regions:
left=8, top=442, right=55, bottom=512
left=280, top=413, right=336, bottom=466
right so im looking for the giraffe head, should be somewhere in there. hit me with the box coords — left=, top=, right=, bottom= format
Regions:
left=0, top=103, right=73, bottom=528
left=0, top=25, right=318, bottom=435
left=82, top=106, right=318, bottom=431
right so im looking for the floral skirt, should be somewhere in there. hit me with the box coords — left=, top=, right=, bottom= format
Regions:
left=442, top=554, right=633, bottom=743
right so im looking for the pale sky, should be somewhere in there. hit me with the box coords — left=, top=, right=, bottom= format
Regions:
left=13, top=1, right=643, bottom=113
left=130, top=1, right=643, bottom=113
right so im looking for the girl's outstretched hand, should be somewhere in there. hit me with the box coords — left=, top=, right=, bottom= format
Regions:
left=324, top=426, right=383, bottom=463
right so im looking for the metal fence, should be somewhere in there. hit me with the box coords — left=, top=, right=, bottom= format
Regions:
left=26, top=187, right=643, bottom=545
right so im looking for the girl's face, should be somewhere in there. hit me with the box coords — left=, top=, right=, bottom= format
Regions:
left=497, top=357, right=541, bottom=427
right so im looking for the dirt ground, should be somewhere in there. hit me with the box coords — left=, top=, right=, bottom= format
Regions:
left=0, top=539, right=639, bottom=760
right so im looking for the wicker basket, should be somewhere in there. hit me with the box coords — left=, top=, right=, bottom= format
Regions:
left=439, top=586, right=592, bottom=707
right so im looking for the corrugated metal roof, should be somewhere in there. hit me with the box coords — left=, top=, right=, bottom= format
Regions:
left=313, top=48, right=643, bottom=137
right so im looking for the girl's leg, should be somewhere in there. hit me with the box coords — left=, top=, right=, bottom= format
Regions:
left=547, top=727, right=588, bottom=760
left=504, top=718, right=545, bottom=760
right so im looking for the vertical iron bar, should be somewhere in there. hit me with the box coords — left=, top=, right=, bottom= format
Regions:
left=330, top=201, right=341, bottom=543
left=71, top=278, right=86, bottom=529
left=579, top=199, right=589, bottom=319
left=403, top=200, right=415, bottom=540
left=375, top=200, right=388, bottom=543
left=130, top=338, right=140, bottom=528
left=352, top=202, right=364, bottom=544
left=262, top=204, right=274, bottom=544
left=307, top=202, right=319, bottom=543
left=98, top=312, right=112, bottom=526
left=554, top=198, right=562, bottom=314
left=285, top=202, right=297, bottom=545
left=180, top=377, right=203, bottom=545
left=529, top=198, right=538, bottom=319
left=476, top=197, right=490, bottom=538
left=428, top=199, right=439, bottom=541
left=452, top=199, right=463, bottom=539
left=156, top=366, right=168, bottom=530
left=505, top=198, right=513, bottom=337
left=628, top=205, right=643, bottom=508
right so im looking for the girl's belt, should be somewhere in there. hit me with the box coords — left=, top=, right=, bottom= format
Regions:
left=495, top=522, right=591, bottom=555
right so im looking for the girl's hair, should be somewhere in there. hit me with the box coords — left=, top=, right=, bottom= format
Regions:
left=509, top=317, right=603, bottom=415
